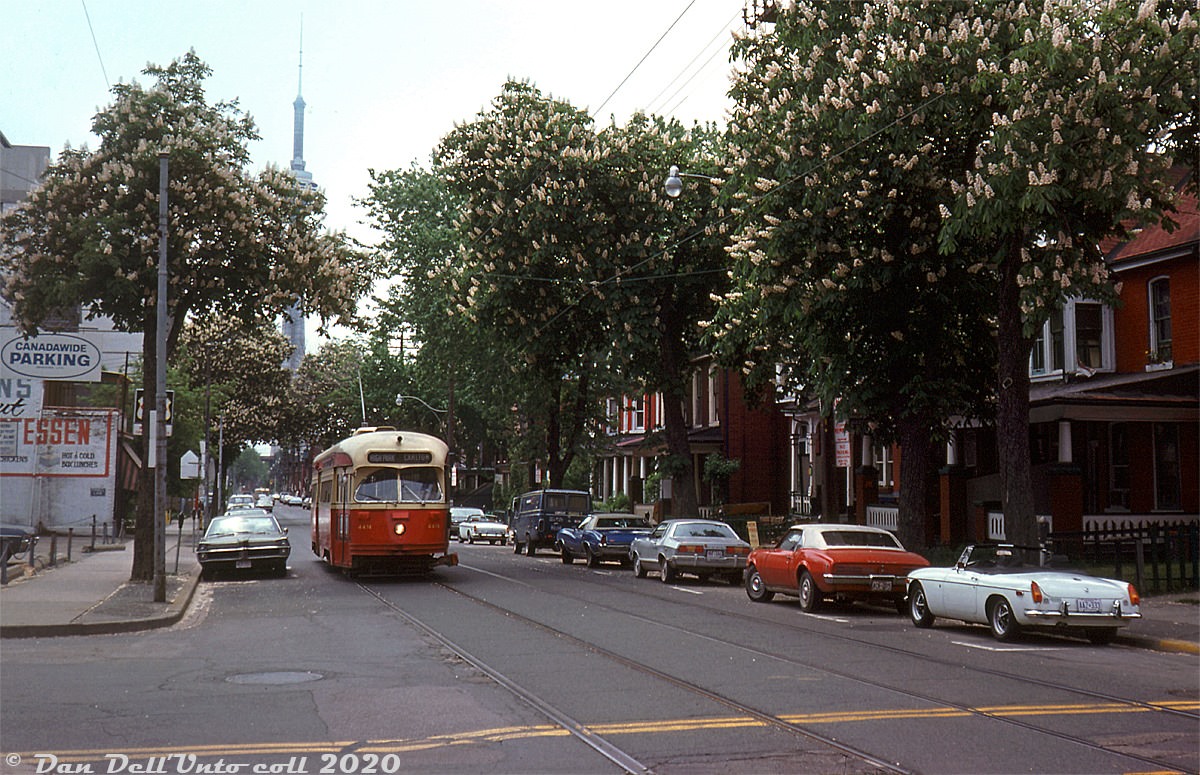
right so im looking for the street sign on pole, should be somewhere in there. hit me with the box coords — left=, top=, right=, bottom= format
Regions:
left=134, top=388, right=173, bottom=436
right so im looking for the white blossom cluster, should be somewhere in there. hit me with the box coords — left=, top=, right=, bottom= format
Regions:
left=708, top=0, right=1196, bottom=381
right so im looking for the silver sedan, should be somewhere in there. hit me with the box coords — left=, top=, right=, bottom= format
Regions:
left=629, top=519, right=751, bottom=585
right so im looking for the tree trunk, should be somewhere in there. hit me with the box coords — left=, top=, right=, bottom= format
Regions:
left=131, top=310, right=156, bottom=582
left=655, top=298, right=698, bottom=517
left=544, top=380, right=562, bottom=488
left=996, top=243, right=1038, bottom=547
left=895, top=413, right=933, bottom=553
left=662, top=389, right=698, bottom=517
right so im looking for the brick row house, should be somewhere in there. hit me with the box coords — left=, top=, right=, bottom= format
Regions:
left=596, top=171, right=1197, bottom=544
left=594, top=358, right=790, bottom=520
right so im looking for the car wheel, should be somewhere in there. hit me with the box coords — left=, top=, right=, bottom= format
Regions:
left=798, top=570, right=821, bottom=612
left=561, top=546, right=573, bottom=564
left=633, top=553, right=647, bottom=578
left=988, top=596, right=1022, bottom=641
left=909, top=582, right=935, bottom=628
left=659, top=556, right=676, bottom=583
left=745, top=566, right=775, bottom=603
left=500, top=538, right=507, bottom=546
left=1085, top=627, right=1117, bottom=645
left=525, top=537, right=536, bottom=556
left=585, top=545, right=599, bottom=568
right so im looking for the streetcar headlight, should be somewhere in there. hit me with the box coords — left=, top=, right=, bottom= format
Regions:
left=394, top=523, right=406, bottom=536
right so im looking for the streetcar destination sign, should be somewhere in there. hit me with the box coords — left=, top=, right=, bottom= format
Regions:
left=368, top=451, right=432, bottom=464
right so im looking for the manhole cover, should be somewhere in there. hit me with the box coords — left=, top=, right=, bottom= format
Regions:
left=226, top=671, right=323, bottom=685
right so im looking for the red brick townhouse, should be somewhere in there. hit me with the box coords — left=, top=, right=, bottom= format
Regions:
left=593, top=355, right=790, bottom=520
left=899, top=172, right=1197, bottom=544
left=779, top=170, right=1198, bottom=546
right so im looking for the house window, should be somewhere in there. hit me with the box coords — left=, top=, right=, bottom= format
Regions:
left=1074, top=303, right=1104, bottom=370
left=1031, top=300, right=1113, bottom=377
left=629, top=396, right=645, bottom=432
left=874, top=444, right=894, bottom=490
left=1031, top=308, right=1065, bottom=375
left=1153, top=423, right=1182, bottom=511
left=606, top=398, right=619, bottom=435
left=691, top=371, right=705, bottom=427
left=708, top=367, right=720, bottom=425
left=1107, top=423, right=1130, bottom=511
left=1149, top=277, right=1172, bottom=362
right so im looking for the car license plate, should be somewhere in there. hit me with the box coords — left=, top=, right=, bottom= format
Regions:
left=235, top=560, right=252, bottom=569
left=706, top=549, right=724, bottom=560
left=870, top=578, right=892, bottom=592
left=1075, top=598, right=1102, bottom=613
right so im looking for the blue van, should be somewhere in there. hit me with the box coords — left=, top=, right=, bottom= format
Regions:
left=510, top=489, right=591, bottom=556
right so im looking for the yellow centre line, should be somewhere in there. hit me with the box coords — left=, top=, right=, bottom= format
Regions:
left=11, top=700, right=1196, bottom=763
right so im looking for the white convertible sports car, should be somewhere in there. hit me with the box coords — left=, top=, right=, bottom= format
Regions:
left=907, top=544, right=1141, bottom=644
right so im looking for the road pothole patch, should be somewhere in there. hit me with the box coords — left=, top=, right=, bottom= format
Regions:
left=226, top=671, right=324, bottom=685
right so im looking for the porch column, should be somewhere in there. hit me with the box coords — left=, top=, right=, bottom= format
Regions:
left=1058, top=420, right=1073, bottom=463
left=1050, top=420, right=1083, bottom=533
left=940, top=432, right=968, bottom=546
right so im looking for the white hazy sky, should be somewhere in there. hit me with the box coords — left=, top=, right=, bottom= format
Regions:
left=3, top=0, right=743, bottom=244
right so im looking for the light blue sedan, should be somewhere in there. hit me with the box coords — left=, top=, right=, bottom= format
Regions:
left=629, top=519, right=751, bottom=585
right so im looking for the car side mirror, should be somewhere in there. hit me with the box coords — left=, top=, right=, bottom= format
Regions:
left=282, top=527, right=289, bottom=534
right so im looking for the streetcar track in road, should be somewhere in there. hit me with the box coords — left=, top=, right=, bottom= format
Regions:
left=447, top=557, right=1197, bottom=773
left=355, top=583, right=653, bottom=775
left=469, top=558, right=1198, bottom=721
left=360, top=579, right=911, bottom=775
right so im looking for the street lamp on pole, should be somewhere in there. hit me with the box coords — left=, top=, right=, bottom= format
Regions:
left=663, top=165, right=720, bottom=198
left=395, top=393, right=447, bottom=418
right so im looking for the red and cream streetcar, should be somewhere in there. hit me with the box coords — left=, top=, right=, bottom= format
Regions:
left=311, top=427, right=457, bottom=575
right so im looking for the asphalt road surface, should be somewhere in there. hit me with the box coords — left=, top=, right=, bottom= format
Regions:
left=2, top=505, right=1196, bottom=775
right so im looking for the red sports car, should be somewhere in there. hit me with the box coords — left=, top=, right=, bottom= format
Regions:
left=745, top=523, right=929, bottom=613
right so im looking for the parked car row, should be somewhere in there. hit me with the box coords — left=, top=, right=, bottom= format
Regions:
left=542, top=515, right=1142, bottom=645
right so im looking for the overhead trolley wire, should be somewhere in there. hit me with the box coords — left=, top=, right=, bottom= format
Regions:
left=644, top=10, right=740, bottom=117
left=591, top=0, right=700, bottom=119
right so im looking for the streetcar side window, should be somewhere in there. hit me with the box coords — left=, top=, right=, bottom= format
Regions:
left=354, top=467, right=444, bottom=503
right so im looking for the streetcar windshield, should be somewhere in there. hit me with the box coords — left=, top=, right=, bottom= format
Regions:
left=355, top=467, right=443, bottom=503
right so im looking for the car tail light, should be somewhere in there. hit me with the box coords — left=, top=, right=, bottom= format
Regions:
left=726, top=546, right=750, bottom=556
left=1127, top=583, right=1140, bottom=606
left=677, top=544, right=705, bottom=554
left=1030, top=581, right=1043, bottom=603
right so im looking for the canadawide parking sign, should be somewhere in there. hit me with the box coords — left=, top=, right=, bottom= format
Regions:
left=0, top=332, right=102, bottom=382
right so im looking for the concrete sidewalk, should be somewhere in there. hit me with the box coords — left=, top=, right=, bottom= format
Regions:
left=0, top=528, right=202, bottom=638
left=1, top=533, right=1197, bottom=652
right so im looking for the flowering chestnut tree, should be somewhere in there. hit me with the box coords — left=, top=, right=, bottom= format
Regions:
left=714, top=0, right=1197, bottom=546
left=0, top=53, right=369, bottom=579
left=432, top=81, right=626, bottom=487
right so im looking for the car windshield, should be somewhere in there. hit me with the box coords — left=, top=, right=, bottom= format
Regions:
left=822, top=530, right=903, bottom=549
left=206, top=516, right=279, bottom=536
left=355, top=467, right=443, bottom=503
left=676, top=523, right=738, bottom=540
left=964, top=544, right=1064, bottom=569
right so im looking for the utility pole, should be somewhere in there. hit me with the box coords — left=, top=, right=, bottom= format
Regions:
left=154, top=153, right=169, bottom=603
